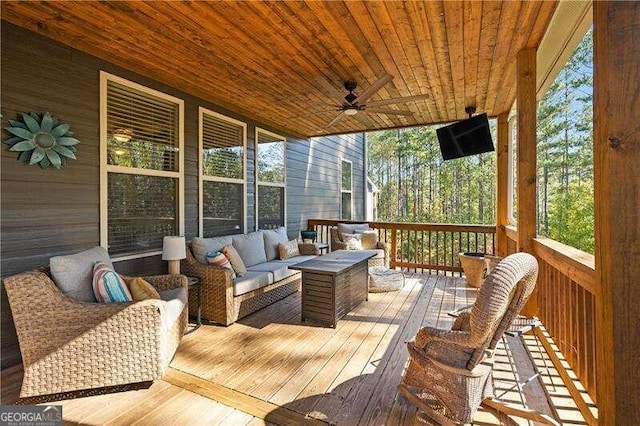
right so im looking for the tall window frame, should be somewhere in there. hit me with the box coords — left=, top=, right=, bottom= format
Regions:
left=99, top=71, right=184, bottom=260
left=341, top=159, right=353, bottom=220
left=255, top=128, right=286, bottom=230
left=507, top=106, right=518, bottom=225
left=198, top=107, right=247, bottom=237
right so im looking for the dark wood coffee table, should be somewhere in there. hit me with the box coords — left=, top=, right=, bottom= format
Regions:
left=289, top=250, right=376, bottom=327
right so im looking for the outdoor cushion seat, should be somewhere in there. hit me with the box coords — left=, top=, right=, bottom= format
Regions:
left=158, top=286, right=188, bottom=333
left=233, top=271, right=273, bottom=296
left=247, top=261, right=300, bottom=282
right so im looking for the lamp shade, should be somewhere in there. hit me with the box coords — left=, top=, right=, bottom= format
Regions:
left=162, top=236, right=186, bottom=260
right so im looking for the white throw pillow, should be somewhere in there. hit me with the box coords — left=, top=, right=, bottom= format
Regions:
left=342, top=233, right=363, bottom=250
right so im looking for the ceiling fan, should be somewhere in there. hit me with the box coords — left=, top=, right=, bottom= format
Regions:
left=322, top=74, right=429, bottom=128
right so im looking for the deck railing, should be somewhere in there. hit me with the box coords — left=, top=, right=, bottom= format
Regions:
left=309, top=219, right=596, bottom=422
left=506, top=226, right=597, bottom=423
left=307, top=219, right=496, bottom=274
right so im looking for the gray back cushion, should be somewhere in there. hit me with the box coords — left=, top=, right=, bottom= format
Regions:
left=232, top=231, right=268, bottom=267
left=50, top=246, right=112, bottom=302
left=191, top=236, right=233, bottom=264
left=337, top=223, right=370, bottom=235
left=262, top=227, right=289, bottom=261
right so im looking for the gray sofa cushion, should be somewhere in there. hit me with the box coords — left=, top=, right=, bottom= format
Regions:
left=158, top=287, right=187, bottom=333
left=337, top=223, right=370, bottom=235
left=247, top=261, right=300, bottom=282
left=232, top=231, right=267, bottom=267
left=262, top=227, right=289, bottom=261
left=191, top=236, right=233, bottom=264
left=50, top=246, right=112, bottom=302
left=233, top=271, right=273, bottom=296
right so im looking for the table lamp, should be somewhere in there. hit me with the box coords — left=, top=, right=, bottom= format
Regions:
left=162, top=236, right=186, bottom=275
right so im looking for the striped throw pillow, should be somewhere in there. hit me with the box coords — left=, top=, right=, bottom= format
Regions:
left=92, top=262, right=133, bottom=303
left=206, top=251, right=236, bottom=278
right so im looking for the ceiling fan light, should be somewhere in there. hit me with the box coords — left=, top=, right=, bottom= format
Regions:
left=344, top=108, right=358, bottom=116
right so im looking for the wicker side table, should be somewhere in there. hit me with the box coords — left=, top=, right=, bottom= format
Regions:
left=458, top=252, right=489, bottom=288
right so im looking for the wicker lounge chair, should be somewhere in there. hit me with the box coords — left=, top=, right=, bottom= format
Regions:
left=3, top=266, right=187, bottom=399
left=398, top=252, right=558, bottom=425
left=329, top=223, right=389, bottom=267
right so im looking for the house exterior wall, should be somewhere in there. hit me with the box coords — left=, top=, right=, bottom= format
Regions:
left=0, top=23, right=365, bottom=367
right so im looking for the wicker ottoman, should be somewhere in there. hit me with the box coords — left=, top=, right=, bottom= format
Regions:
left=369, top=266, right=405, bottom=292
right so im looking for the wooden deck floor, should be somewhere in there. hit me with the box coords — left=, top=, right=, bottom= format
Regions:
left=1, top=273, right=588, bottom=425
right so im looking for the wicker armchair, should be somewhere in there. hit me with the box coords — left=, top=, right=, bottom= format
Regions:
left=398, top=253, right=556, bottom=425
left=330, top=227, right=389, bottom=267
left=3, top=269, right=187, bottom=399
left=182, top=241, right=318, bottom=326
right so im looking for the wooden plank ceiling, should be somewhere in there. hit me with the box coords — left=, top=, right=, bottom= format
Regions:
left=1, top=1, right=557, bottom=138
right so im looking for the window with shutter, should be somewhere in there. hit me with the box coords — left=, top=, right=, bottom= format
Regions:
left=100, top=72, right=184, bottom=258
left=341, top=159, right=353, bottom=220
left=256, top=128, right=286, bottom=230
left=199, top=108, right=246, bottom=237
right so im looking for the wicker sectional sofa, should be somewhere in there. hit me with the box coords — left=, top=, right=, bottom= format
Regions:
left=182, top=228, right=319, bottom=326
left=3, top=246, right=188, bottom=399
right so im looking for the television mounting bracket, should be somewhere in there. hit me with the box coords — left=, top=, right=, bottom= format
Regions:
left=465, top=106, right=476, bottom=118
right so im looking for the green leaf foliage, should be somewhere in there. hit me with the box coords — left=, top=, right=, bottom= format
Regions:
left=46, top=149, right=62, bottom=169
left=22, top=113, right=41, bottom=134
left=53, top=145, right=76, bottom=159
left=40, top=113, right=54, bottom=133
left=5, top=126, right=33, bottom=140
left=50, top=123, right=70, bottom=137
left=9, top=139, right=36, bottom=152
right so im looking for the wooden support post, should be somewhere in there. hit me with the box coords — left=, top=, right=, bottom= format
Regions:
left=594, top=2, right=640, bottom=424
left=496, top=112, right=509, bottom=257
left=516, top=48, right=538, bottom=316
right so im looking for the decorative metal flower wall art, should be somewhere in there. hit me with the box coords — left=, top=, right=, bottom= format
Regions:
left=3, top=112, right=80, bottom=169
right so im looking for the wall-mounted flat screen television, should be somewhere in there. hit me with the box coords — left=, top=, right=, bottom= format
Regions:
left=436, top=113, right=494, bottom=160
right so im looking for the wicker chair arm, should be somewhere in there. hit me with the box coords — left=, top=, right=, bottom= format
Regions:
left=144, top=274, right=188, bottom=292
left=298, top=243, right=320, bottom=256
left=376, top=241, right=390, bottom=265
left=3, top=271, right=165, bottom=372
left=407, top=342, right=489, bottom=378
left=414, top=325, right=474, bottom=349
left=452, top=309, right=473, bottom=331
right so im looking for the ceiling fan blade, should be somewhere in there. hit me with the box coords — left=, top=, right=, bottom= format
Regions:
left=353, top=112, right=375, bottom=128
left=364, top=94, right=430, bottom=108
left=326, top=112, right=346, bottom=128
left=355, top=74, right=394, bottom=104
left=364, top=108, right=414, bottom=117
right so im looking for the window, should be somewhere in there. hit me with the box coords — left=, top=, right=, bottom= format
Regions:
left=256, top=128, right=286, bottom=230
left=100, top=72, right=184, bottom=258
left=341, top=159, right=353, bottom=220
left=199, top=108, right=246, bottom=237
